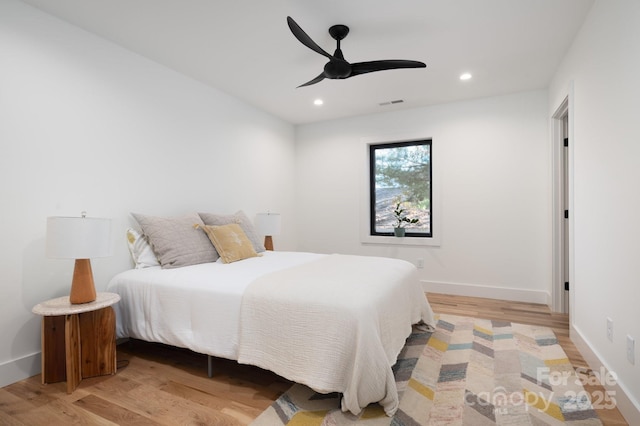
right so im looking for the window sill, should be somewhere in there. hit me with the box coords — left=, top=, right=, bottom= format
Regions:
left=360, top=235, right=440, bottom=247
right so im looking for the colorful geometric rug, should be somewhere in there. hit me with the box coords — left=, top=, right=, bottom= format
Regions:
left=251, top=314, right=603, bottom=425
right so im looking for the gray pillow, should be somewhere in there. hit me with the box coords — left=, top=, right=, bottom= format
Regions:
left=198, top=210, right=265, bottom=253
left=131, top=212, right=218, bottom=268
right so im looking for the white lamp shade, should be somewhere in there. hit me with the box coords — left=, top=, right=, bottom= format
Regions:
left=255, top=213, right=281, bottom=236
left=46, top=216, right=112, bottom=259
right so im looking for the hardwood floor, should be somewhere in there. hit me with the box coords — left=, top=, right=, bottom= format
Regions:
left=0, top=293, right=629, bottom=425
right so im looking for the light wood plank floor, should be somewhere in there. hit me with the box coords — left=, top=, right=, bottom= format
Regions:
left=0, top=293, right=629, bottom=425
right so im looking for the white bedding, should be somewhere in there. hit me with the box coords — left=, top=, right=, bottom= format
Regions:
left=107, top=251, right=435, bottom=416
left=107, top=251, right=324, bottom=359
left=238, top=253, right=434, bottom=415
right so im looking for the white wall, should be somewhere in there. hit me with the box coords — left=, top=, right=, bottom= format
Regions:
left=0, top=0, right=296, bottom=387
left=549, top=0, right=640, bottom=419
left=295, top=90, right=552, bottom=304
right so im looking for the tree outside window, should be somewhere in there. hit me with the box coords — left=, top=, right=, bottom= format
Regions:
left=369, top=140, right=432, bottom=237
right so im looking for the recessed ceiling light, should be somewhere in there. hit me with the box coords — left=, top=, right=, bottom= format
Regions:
left=313, top=99, right=324, bottom=106
left=460, top=73, right=472, bottom=81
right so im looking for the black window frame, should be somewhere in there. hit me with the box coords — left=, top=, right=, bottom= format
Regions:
left=369, top=139, right=433, bottom=238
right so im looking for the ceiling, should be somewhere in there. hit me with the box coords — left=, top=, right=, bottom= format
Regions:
left=19, top=0, right=594, bottom=125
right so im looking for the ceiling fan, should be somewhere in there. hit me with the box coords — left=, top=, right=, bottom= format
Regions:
left=287, top=16, right=426, bottom=88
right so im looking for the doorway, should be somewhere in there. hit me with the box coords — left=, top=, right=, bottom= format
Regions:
left=552, top=97, right=570, bottom=314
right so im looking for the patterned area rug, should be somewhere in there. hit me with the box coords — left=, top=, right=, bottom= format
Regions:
left=251, top=314, right=603, bottom=425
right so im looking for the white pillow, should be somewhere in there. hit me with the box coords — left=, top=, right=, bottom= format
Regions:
left=126, top=228, right=160, bottom=269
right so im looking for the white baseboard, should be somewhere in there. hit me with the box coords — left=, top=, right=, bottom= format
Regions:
left=570, top=325, right=640, bottom=425
left=422, top=280, right=550, bottom=305
left=0, top=351, right=40, bottom=388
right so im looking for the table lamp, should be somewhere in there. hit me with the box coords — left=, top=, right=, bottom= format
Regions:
left=255, top=212, right=281, bottom=251
left=46, top=213, right=112, bottom=304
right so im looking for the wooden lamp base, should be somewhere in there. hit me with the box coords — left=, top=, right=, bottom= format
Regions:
left=264, top=236, right=274, bottom=251
left=70, top=259, right=97, bottom=304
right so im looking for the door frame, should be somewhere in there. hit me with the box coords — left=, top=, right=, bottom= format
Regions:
left=551, top=88, right=574, bottom=314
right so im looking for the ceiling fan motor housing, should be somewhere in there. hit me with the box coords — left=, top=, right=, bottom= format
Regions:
left=324, top=60, right=351, bottom=79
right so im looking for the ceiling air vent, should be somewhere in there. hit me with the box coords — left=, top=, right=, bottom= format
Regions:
left=379, top=99, right=405, bottom=106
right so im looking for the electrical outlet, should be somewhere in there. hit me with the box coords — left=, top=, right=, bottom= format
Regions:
left=627, top=335, right=635, bottom=365
left=417, top=258, right=424, bottom=268
left=606, top=317, right=613, bottom=342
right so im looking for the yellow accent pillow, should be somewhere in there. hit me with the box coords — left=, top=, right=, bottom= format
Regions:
left=198, top=223, right=259, bottom=264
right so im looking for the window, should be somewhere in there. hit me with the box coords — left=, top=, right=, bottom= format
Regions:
left=369, top=140, right=432, bottom=238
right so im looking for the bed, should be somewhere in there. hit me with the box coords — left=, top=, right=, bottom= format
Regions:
left=107, top=212, right=435, bottom=416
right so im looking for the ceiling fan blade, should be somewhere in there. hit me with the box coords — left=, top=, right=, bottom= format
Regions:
left=287, top=16, right=334, bottom=60
left=297, top=72, right=326, bottom=88
left=350, top=60, right=426, bottom=77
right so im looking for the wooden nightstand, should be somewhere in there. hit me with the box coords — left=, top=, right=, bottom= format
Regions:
left=32, top=292, right=120, bottom=393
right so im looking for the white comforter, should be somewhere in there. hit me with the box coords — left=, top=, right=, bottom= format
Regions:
left=108, top=251, right=324, bottom=360
left=107, top=251, right=435, bottom=416
left=237, top=254, right=434, bottom=416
